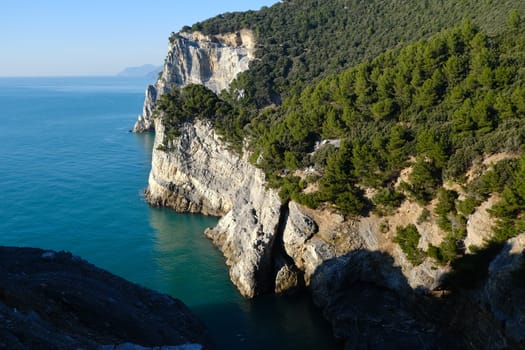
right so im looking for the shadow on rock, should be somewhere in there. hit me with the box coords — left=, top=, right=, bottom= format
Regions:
left=309, top=248, right=525, bottom=350
left=0, top=246, right=213, bottom=350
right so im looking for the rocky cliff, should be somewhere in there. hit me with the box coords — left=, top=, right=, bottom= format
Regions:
left=137, top=40, right=496, bottom=298
left=144, top=115, right=450, bottom=298
left=133, top=30, right=255, bottom=132
left=0, top=247, right=212, bottom=350
left=139, top=27, right=525, bottom=348
left=146, top=118, right=282, bottom=297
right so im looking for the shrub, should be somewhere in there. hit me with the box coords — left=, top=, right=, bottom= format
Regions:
left=394, top=224, right=426, bottom=265
left=457, top=196, right=482, bottom=216
left=372, top=188, right=405, bottom=215
left=417, top=208, right=431, bottom=224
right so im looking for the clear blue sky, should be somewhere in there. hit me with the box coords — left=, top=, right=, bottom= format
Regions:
left=0, top=0, right=279, bottom=77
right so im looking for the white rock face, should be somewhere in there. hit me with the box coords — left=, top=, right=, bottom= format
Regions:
left=133, top=30, right=256, bottom=132
left=146, top=118, right=282, bottom=297
left=465, top=195, right=499, bottom=252
left=146, top=119, right=235, bottom=215
left=282, top=202, right=336, bottom=284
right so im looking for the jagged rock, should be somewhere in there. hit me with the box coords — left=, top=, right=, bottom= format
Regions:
left=0, top=247, right=212, bottom=350
left=282, top=202, right=318, bottom=275
left=481, top=233, right=525, bottom=343
left=146, top=120, right=237, bottom=216
left=274, top=260, right=301, bottom=294
left=133, top=30, right=255, bottom=132
left=301, top=237, right=336, bottom=284
left=309, top=250, right=458, bottom=350
left=146, top=119, right=282, bottom=298
left=465, top=195, right=499, bottom=252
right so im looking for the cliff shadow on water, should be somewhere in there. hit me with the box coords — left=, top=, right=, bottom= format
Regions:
left=190, top=290, right=339, bottom=350
left=146, top=206, right=340, bottom=350
left=310, top=248, right=525, bottom=350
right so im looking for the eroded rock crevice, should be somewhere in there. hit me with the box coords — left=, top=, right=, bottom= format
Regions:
left=272, top=203, right=305, bottom=294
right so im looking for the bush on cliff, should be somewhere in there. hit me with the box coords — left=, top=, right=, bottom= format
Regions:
left=394, top=224, right=425, bottom=265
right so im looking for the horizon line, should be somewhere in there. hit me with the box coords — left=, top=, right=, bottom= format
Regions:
left=0, top=74, right=157, bottom=78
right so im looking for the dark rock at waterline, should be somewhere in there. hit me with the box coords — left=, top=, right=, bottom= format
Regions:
left=310, top=248, right=525, bottom=350
left=311, top=250, right=452, bottom=350
left=0, top=246, right=213, bottom=350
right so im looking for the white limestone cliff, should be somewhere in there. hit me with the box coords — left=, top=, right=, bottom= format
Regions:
left=146, top=118, right=282, bottom=297
left=133, top=30, right=256, bottom=132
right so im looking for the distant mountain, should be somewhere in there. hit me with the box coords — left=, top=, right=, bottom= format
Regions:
left=117, top=64, right=162, bottom=78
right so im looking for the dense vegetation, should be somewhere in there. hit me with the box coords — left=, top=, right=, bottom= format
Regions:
left=156, top=2, right=525, bottom=273
left=155, top=84, right=246, bottom=153
left=184, top=0, right=525, bottom=108
left=250, top=18, right=525, bottom=208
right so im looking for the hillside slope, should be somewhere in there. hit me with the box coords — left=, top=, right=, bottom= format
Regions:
left=190, top=0, right=525, bottom=107
left=139, top=2, right=525, bottom=349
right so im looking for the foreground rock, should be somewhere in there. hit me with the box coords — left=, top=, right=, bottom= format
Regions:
left=0, top=247, right=212, bottom=350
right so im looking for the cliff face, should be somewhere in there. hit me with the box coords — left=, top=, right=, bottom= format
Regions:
left=146, top=118, right=282, bottom=297
left=133, top=30, right=255, bottom=132
left=139, top=30, right=450, bottom=296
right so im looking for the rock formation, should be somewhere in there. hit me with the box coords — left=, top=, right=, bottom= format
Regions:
left=133, top=30, right=255, bottom=132
left=481, top=233, right=525, bottom=343
left=309, top=250, right=454, bottom=349
left=146, top=118, right=282, bottom=297
left=0, top=247, right=212, bottom=350
left=144, top=113, right=451, bottom=297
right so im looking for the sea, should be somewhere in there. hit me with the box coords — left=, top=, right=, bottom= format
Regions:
left=0, top=76, right=339, bottom=350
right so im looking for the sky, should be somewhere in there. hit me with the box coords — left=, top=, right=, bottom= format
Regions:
left=0, top=0, right=279, bottom=77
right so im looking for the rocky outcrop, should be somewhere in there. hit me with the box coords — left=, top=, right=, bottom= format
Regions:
left=307, top=234, right=525, bottom=350
left=281, top=201, right=449, bottom=291
left=464, top=195, right=499, bottom=252
left=137, top=25, right=525, bottom=350
left=144, top=116, right=443, bottom=297
left=481, top=233, right=525, bottom=343
left=144, top=112, right=452, bottom=297
left=309, top=250, right=459, bottom=350
left=0, top=247, right=212, bottom=350
left=133, top=30, right=255, bottom=132
left=136, top=25, right=449, bottom=299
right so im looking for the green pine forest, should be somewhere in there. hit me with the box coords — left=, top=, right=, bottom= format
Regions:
left=155, top=0, right=525, bottom=275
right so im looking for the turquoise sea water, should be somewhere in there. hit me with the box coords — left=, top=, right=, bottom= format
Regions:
left=0, top=77, right=338, bottom=350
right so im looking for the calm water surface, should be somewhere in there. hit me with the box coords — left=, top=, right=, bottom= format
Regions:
left=0, top=77, right=338, bottom=350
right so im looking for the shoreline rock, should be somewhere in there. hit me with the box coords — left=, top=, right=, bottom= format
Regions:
left=0, top=246, right=213, bottom=350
